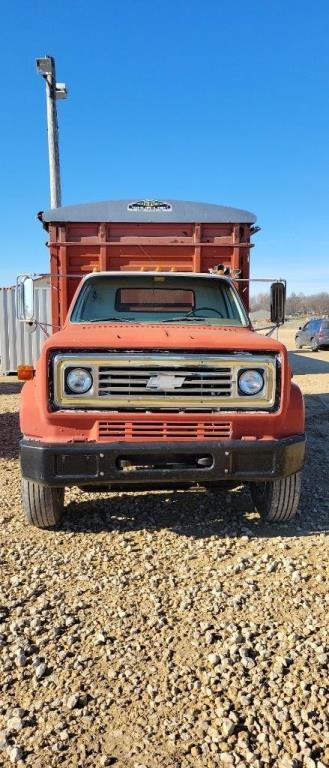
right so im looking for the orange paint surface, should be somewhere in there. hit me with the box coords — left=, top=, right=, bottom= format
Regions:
left=20, top=322, right=304, bottom=444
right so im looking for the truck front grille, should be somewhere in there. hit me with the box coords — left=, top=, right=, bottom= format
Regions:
left=53, top=352, right=277, bottom=411
left=98, top=366, right=232, bottom=400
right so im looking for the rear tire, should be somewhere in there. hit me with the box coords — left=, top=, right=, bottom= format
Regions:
left=311, top=337, right=319, bottom=352
left=21, top=479, right=64, bottom=528
left=250, top=472, right=301, bottom=522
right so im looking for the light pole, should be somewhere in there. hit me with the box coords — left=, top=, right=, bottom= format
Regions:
left=36, top=56, right=68, bottom=209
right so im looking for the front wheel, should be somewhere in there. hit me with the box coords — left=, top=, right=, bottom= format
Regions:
left=250, top=472, right=302, bottom=522
left=21, top=479, right=65, bottom=528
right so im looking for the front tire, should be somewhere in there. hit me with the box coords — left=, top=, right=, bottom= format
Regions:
left=21, top=479, right=64, bottom=528
left=250, top=472, right=302, bottom=522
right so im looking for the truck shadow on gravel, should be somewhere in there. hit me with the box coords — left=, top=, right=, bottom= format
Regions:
left=0, top=380, right=23, bottom=459
left=289, top=351, right=329, bottom=375
left=0, top=411, right=21, bottom=459
left=61, top=390, right=329, bottom=539
left=0, top=381, right=23, bottom=395
left=62, top=482, right=329, bottom=540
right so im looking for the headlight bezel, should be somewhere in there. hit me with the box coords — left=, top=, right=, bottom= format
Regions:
left=65, top=366, right=94, bottom=395
left=238, top=368, right=265, bottom=397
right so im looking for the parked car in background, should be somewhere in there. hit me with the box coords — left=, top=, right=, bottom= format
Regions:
left=295, top=318, right=329, bottom=351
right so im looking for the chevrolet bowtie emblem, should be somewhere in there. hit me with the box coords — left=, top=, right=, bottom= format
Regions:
left=146, top=374, right=186, bottom=390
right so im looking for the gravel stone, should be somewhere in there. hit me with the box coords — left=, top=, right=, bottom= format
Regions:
left=0, top=731, right=8, bottom=749
left=34, top=662, right=47, bottom=680
left=8, top=746, right=24, bottom=764
left=6, top=716, right=23, bottom=732
left=15, top=650, right=27, bottom=668
left=221, top=718, right=236, bottom=737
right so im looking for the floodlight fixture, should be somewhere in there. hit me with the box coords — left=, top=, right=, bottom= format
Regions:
left=55, top=83, right=68, bottom=99
left=36, top=56, right=54, bottom=77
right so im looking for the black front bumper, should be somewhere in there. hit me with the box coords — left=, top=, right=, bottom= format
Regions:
left=20, top=435, right=305, bottom=488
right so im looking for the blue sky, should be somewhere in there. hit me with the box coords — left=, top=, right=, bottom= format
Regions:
left=1, top=0, right=329, bottom=295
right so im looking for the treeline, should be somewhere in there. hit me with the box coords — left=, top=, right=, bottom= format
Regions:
left=250, top=291, right=329, bottom=316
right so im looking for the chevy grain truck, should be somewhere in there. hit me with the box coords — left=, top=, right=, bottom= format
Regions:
left=17, top=199, right=305, bottom=528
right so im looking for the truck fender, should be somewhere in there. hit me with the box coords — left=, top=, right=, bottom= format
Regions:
left=288, top=382, right=305, bottom=435
left=20, top=378, right=41, bottom=437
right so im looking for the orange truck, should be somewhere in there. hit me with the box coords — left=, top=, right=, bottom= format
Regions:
left=18, top=199, right=305, bottom=528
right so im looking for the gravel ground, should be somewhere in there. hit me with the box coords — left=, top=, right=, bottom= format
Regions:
left=0, top=326, right=328, bottom=768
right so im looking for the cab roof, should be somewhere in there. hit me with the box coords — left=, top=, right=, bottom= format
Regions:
left=79, top=271, right=231, bottom=283
left=40, top=199, right=257, bottom=225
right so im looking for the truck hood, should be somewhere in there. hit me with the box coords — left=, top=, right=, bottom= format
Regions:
left=44, top=323, right=285, bottom=355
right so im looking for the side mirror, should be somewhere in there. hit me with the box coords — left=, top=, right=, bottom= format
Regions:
left=270, top=281, right=286, bottom=325
left=16, top=275, right=35, bottom=322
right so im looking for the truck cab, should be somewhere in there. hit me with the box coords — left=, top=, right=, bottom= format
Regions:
left=18, top=200, right=305, bottom=527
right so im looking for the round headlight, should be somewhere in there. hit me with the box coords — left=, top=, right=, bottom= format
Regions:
left=66, top=368, right=93, bottom=394
left=238, top=369, right=264, bottom=396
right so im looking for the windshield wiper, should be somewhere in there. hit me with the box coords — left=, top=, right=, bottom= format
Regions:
left=162, top=316, right=206, bottom=323
left=87, top=317, right=136, bottom=323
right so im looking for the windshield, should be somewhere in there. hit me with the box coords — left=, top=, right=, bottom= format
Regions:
left=70, top=275, right=248, bottom=326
